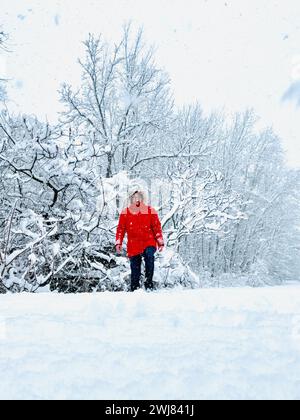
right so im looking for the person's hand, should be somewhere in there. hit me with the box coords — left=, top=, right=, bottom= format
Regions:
left=157, top=238, right=164, bottom=252
left=116, top=244, right=122, bottom=255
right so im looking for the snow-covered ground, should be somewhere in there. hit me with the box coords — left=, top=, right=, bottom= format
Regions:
left=0, top=285, right=300, bottom=400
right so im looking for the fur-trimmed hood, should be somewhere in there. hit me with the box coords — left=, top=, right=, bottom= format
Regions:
left=126, top=186, right=148, bottom=207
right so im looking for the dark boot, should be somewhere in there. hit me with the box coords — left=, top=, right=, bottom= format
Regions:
left=143, top=246, right=156, bottom=291
left=130, top=253, right=142, bottom=292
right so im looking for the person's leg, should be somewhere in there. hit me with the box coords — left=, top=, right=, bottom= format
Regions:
left=129, top=254, right=142, bottom=292
left=143, top=246, right=156, bottom=290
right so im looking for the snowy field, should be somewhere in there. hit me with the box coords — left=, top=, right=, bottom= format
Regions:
left=1, top=285, right=300, bottom=400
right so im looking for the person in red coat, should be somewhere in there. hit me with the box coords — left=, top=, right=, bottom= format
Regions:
left=116, top=190, right=164, bottom=291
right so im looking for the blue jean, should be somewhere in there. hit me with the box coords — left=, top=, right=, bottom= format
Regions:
left=129, top=246, right=156, bottom=291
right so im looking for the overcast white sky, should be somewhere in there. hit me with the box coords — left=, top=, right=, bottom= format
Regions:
left=1, top=0, right=300, bottom=167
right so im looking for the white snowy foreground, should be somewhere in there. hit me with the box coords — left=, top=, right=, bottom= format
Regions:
left=0, top=285, right=300, bottom=400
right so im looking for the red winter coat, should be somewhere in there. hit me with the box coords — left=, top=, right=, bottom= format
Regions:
left=116, top=202, right=164, bottom=258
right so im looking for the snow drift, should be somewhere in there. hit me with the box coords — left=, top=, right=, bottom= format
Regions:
left=0, top=284, right=300, bottom=400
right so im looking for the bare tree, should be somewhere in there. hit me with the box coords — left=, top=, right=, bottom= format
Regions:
left=0, top=29, right=8, bottom=50
left=59, top=23, right=173, bottom=179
